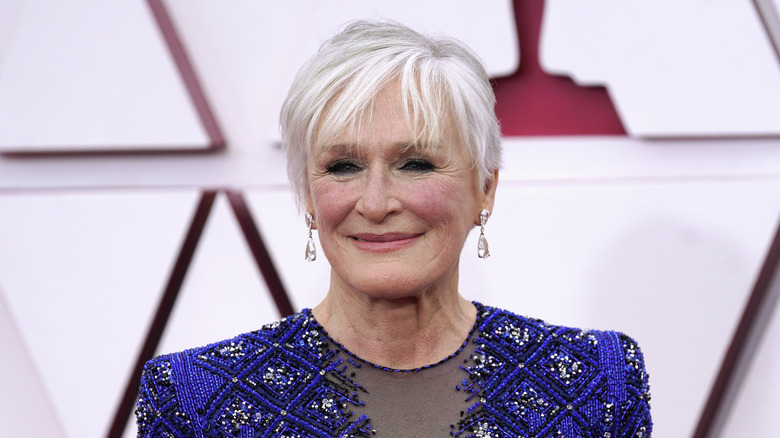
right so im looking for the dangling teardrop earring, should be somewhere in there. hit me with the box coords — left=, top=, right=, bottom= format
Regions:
left=478, top=209, right=490, bottom=259
left=304, top=212, right=317, bottom=262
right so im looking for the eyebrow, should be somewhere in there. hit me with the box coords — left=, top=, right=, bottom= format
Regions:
left=315, top=140, right=441, bottom=156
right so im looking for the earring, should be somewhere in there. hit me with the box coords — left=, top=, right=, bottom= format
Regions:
left=478, top=209, right=490, bottom=259
left=304, top=212, right=317, bottom=262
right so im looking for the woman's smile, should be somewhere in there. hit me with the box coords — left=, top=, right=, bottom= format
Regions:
left=349, top=232, right=424, bottom=252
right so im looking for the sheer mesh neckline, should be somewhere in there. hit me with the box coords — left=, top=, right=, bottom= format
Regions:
left=303, top=302, right=482, bottom=373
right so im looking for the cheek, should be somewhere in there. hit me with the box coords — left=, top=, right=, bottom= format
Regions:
left=406, top=180, right=476, bottom=227
left=310, top=181, right=353, bottom=228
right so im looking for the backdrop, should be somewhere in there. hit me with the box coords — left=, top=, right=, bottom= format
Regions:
left=1, top=1, right=779, bottom=437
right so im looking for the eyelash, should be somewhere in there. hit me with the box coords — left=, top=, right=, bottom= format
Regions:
left=399, top=158, right=435, bottom=172
left=325, top=159, right=362, bottom=175
left=324, top=158, right=436, bottom=175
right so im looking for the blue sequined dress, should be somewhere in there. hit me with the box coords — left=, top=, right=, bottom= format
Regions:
left=136, top=303, right=652, bottom=437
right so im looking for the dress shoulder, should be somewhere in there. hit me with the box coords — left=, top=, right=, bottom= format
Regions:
left=135, top=310, right=325, bottom=437
left=469, top=304, right=652, bottom=437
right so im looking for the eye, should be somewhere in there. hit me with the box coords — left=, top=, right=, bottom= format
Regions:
left=325, top=159, right=362, bottom=175
left=399, top=158, right=435, bottom=173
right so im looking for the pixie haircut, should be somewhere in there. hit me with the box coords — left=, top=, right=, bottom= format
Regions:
left=280, top=20, right=502, bottom=209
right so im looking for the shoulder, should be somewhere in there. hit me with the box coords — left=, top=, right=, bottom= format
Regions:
left=473, top=303, right=652, bottom=435
left=142, top=309, right=316, bottom=379
left=136, top=310, right=326, bottom=437
left=151, top=309, right=319, bottom=366
left=475, top=303, right=648, bottom=368
left=474, top=303, right=604, bottom=357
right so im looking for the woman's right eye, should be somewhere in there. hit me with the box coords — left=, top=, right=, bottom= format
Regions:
left=325, top=160, right=362, bottom=175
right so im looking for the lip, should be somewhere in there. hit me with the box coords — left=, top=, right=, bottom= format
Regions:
left=348, top=232, right=422, bottom=252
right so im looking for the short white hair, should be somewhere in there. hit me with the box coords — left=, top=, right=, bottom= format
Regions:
left=280, top=19, right=502, bottom=210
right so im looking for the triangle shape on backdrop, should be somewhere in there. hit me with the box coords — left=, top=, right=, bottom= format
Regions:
left=710, top=214, right=780, bottom=437
left=0, top=0, right=213, bottom=152
left=720, top=275, right=780, bottom=436
left=120, top=191, right=284, bottom=438
left=155, top=191, right=281, bottom=357
left=0, top=190, right=200, bottom=438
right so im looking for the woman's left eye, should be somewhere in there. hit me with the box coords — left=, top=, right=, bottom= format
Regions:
left=325, top=159, right=362, bottom=175
left=399, top=159, right=435, bottom=172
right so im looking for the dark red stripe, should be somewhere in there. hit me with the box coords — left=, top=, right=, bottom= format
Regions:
left=106, top=190, right=217, bottom=438
left=693, top=216, right=780, bottom=437
left=146, top=0, right=226, bottom=149
left=493, top=0, right=626, bottom=136
left=226, top=190, right=295, bottom=317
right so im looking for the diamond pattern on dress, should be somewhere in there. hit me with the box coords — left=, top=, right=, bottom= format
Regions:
left=244, top=356, right=306, bottom=399
left=215, top=394, right=263, bottom=436
left=542, top=345, right=587, bottom=387
left=504, top=380, right=555, bottom=431
left=453, top=306, right=651, bottom=438
left=197, top=338, right=267, bottom=375
left=137, top=305, right=651, bottom=437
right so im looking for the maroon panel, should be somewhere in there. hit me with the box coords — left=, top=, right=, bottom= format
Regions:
left=493, top=0, right=627, bottom=136
left=107, top=190, right=217, bottom=438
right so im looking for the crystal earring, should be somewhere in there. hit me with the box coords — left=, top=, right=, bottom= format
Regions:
left=304, top=212, right=317, bottom=262
left=478, top=209, right=490, bottom=259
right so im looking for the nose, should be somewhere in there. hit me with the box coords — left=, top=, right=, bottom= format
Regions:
left=355, top=167, right=402, bottom=222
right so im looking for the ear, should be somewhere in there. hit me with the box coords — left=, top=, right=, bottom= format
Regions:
left=475, top=170, right=499, bottom=225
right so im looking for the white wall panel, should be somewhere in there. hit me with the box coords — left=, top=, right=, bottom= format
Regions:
left=500, top=137, right=780, bottom=182
left=721, top=286, right=780, bottom=437
left=157, top=193, right=280, bottom=355
left=0, top=284, right=65, bottom=438
left=541, top=0, right=780, bottom=136
left=0, top=0, right=516, bottom=188
left=0, top=0, right=24, bottom=63
left=0, top=0, right=208, bottom=151
left=0, top=190, right=199, bottom=438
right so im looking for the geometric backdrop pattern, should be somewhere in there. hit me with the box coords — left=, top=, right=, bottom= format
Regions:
left=1, top=1, right=780, bottom=438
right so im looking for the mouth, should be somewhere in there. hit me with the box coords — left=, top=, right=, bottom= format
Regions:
left=349, top=232, right=422, bottom=252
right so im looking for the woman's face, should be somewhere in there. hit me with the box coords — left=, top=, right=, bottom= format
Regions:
left=307, top=84, right=497, bottom=300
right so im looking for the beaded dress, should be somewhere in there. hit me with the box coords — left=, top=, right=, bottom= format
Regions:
left=136, top=303, right=652, bottom=437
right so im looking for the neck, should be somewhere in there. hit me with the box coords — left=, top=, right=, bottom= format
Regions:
left=312, top=275, right=477, bottom=370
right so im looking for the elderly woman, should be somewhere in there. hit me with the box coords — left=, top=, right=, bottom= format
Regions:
left=136, top=20, right=652, bottom=437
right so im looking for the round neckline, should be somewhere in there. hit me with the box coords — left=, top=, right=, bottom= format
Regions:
left=304, top=302, right=484, bottom=373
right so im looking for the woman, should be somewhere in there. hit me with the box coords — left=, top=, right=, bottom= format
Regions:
left=137, top=20, right=652, bottom=437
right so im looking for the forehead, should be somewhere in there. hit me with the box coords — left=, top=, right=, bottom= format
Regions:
left=312, top=82, right=459, bottom=158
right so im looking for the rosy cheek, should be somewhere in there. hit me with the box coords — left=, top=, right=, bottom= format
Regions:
left=311, top=182, right=353, bottom=227
left=405, top=183, right=461, bottom=222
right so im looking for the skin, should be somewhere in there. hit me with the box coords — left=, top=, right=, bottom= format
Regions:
left=307, top=82, right=498, bottom=369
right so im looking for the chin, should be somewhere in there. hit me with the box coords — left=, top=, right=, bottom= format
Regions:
left=338, top=267, right=451, bottom=301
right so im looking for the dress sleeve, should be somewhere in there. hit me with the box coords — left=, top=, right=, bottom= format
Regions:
left=616, top=333, right=653, bottom=437
left=136, top=355, right=199, bottom=437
